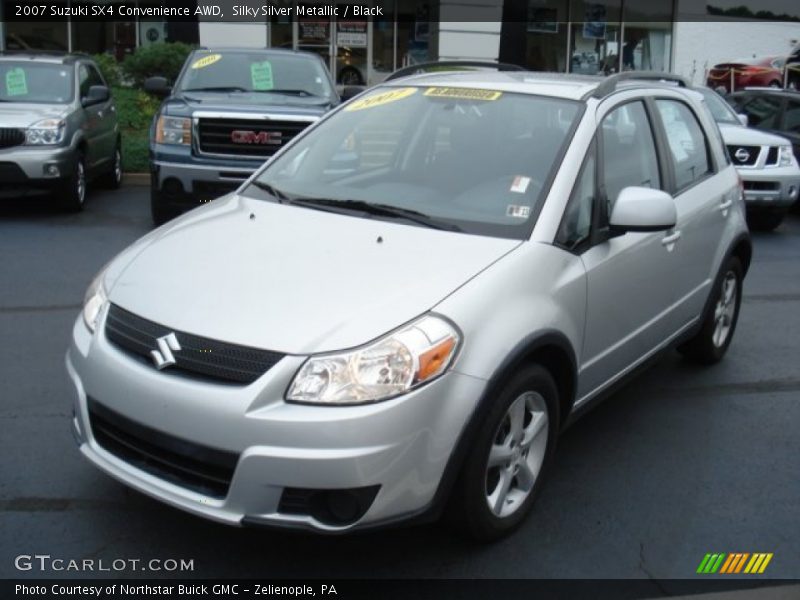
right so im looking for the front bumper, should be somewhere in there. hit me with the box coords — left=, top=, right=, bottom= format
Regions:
left=737, top=165, right=800, bottom=209
left=0, top=145, right=75, bottom=198
left=66, top=308, right=484, bottom=532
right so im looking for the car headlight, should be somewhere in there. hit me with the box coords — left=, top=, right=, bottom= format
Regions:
left=779, top=145, right=796, bottom=167
left=82, top=267, right=108, bottom=333
left=155, top=115, right=191, bottom=145
left=287, top=315, right=461, bottom=405
left=25, top=119, right=66, bottom=145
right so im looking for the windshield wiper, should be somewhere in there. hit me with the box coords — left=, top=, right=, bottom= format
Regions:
left=287, top=198, right=462, bottom=232
left=249, top=180, right=292, bottom=202
left=182, top=86, right=249, bottom=93
left=254, top=89, right=319, bottom=98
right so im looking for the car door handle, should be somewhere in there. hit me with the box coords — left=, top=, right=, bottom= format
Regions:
left=661, top=230, right=682, bottom=250
left=719, top=199, right=733, bottom=214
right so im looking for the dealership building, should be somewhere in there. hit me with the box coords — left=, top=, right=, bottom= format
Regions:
left=0, top=1, right=798, bottom=86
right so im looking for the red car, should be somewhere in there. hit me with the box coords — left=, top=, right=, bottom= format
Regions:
left=706, top=56, right=785, bottom=92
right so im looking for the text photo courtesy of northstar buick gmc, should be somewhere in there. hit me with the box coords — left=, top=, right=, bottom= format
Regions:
left=67, top=70, right=751, bottom=541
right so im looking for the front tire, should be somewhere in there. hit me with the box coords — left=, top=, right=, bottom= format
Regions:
left=448, top=364, right=559, bottom=541
left=100, top=142, right=123, bottom=189
left=678, top=256, right=743, bottom=365
left=150, top=189, right=174, bottom=226
left=55, top=152, right=86, bottom=212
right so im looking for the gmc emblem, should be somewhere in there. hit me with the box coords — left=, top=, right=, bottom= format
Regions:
left=230, top=130, right=282, bottom=145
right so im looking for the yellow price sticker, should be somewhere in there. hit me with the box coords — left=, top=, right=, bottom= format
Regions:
left=191, top=54, right=222, bottom=70
left=424, top=87, right=503, bottom=101
left=345, top=87, right=417, bottom=111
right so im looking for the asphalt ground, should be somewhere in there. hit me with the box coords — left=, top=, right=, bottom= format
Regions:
left=1, top=186, right=798, bottom=584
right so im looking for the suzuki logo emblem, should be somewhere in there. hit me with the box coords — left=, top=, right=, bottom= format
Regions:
left=151, top=333, right=181, bottom=370
left=230, top=130, right=282, bottom=145
left=734, top=148, right=751, bottom=163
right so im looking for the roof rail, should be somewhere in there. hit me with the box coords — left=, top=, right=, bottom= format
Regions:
left=591, top=71, right=689, bottom=99
left=385, top=60, right=525, bottom=82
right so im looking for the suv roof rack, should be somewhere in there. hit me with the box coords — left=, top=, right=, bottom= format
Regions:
left=385, top=60, right=525, bottom=82
left=590, top=71, right=689, bottom=99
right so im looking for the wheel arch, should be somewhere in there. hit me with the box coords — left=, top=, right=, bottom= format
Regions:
left=730, top=232, right=753, bottom=275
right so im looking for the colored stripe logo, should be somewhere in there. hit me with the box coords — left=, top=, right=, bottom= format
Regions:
left=697, top=553, right=773, bottom=574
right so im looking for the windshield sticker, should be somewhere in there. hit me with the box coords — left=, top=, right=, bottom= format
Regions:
left=424, top=87, right=502, bottom=101
left=191, top=54, right=222, bottom=70
left=5, top=68, right=28, bottom=96
left=251, top=61, right=274, bottom=91
left=510, top=176, right=531, bottom=194
left=345, top=87, right=417, bottom=111
left=506, top=205, right=531, bottom=219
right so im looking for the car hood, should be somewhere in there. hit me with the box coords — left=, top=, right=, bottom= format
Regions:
left=718, top=123, right=791, bottom=146
left=107, top=195, right=520, bottom=355
left=163, top=92, right=334, bottom=119
left=0, top=103, right=70, bottom=128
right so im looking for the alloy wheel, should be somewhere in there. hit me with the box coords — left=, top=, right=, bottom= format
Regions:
left=713, top=271, right=737, bottom=348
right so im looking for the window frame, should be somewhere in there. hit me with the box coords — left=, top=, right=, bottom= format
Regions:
left=555, top=136, right=597, bottom=255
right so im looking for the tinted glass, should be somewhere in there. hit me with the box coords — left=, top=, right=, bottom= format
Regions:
left=601, top=101, right=661, bottom=210
left=656, top=100, right=712, bottom=190
left=0, top=61, right=74, bottom=103
left=784, top=100, right=800, bottom=134
left=247, top=87, right=582, bottom=239
left=734, top=95, right=782, bottom=130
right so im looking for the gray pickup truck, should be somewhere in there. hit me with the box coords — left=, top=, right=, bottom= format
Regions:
left=0, top=52, right=122, bottom=211
left=145, top=47, right=353, bottom=224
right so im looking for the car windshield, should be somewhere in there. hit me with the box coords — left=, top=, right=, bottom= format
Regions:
left=245, top=86, right=581, bottom=239
left=698, top=88, right=740, bottom=125
left=177, top=51, right=333, bottom=99
left=0, top=62, right=74, bottom=104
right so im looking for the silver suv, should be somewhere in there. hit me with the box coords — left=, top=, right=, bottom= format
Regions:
left=0, top=53, right=122, bottom=210
left=67, top=70, right=751, bottom=540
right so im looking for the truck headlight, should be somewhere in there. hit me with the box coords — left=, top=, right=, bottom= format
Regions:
left=82, top=267, right=108, bottom=333
left=779, top=145, right=796, bottom=167
left=287, top=315, right=461, bottom=405
left=155, top=115, right=191, bottom=145
left=26, top=119, right=66, bottom=145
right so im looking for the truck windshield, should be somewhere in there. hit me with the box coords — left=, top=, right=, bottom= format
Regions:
left=0, top=62, right=74, bottom=104
left=246, top=86, right=581, bottom=239
left=698, top=88, right=740, bottom=125
left=177, top=51, right=333, bottom=99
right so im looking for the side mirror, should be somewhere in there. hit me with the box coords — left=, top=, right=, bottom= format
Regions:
left=609, top=187, right=677, bottom=233
left=82, top=85, right=110, bottom=107
left=737, top=113, right=749, bottom=127
left=340, top=85, right=365, bottom=101
left=144, top=76, right=171, bottom=97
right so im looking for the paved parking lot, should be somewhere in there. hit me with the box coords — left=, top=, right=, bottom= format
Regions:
left=1, top=186, right=798, bottom=582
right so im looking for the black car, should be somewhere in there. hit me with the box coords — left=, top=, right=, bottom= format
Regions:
left=728, top=88, right=800, bottom=165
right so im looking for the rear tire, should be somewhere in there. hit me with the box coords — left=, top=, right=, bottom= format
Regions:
left=100, top=142, right=123, bottom=189
left=747, top=211, right=785, bottom=231
left=448, top=364, right=559, bottom=541
left=150, top=189, right=174, bottom=226
left=55, top=152, right=86, bottom=212
left=678, top=256, right=743, bottom=365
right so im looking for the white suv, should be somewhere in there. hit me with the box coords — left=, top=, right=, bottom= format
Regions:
left=67, top=69, right=751, bottom=540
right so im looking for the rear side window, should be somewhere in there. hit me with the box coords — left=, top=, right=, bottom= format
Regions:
left=600, top=101, right=661, bottom=212
left=734, top=95, right=782, bottom=130
left=655, top=100, right=712, bottom=191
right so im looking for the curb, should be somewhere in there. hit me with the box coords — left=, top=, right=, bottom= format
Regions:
left=123, top=173, right=150, bottom=186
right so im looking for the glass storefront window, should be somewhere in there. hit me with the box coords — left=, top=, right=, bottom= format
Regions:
left=526, top=0, right=569, bottom=71
left=569, top=0, right=621, bottom=75
left=622, top=0, right=673, bottom=71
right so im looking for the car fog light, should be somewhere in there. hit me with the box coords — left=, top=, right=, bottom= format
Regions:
left=44, top=164, right=60, bottom=178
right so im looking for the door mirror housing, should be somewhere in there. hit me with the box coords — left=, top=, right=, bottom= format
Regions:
left=144, top=76, right=172, bottom=97
left=609, top=186, right=677, bottom=233
left=737, top=113, right=749, bottom=127
left=82, top=85, right=110, bottom=107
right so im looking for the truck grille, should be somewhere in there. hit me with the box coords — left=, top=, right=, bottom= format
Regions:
left=105, top=304, right=285, bottom=385
left=765, top=147, right=779, bottom=166
left=88, top=398, right=238, bottom=498
left=0, top=128, right=25, bottom=149
left=727, top=145, right=760, bottom=166
left=197, top=117, right=313, bottom=158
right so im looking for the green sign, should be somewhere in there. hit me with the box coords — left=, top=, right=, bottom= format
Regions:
left=250, top=61, right=274, bottom=91
left=5, top=68, right=28, bottom=96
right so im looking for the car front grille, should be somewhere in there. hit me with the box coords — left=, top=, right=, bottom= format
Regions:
left=765, top=147, right=779, bottom=166
left=0, top=128, right=25, bottom=149
left=105, top=304, right=285, bottom=385
left=197, top=117, right=313, bottom=158
left=88, top=398, right=238, bottom=498
left=743, top=181, right=779, bottom=191
left=727, top=145, right=760, bottom=166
